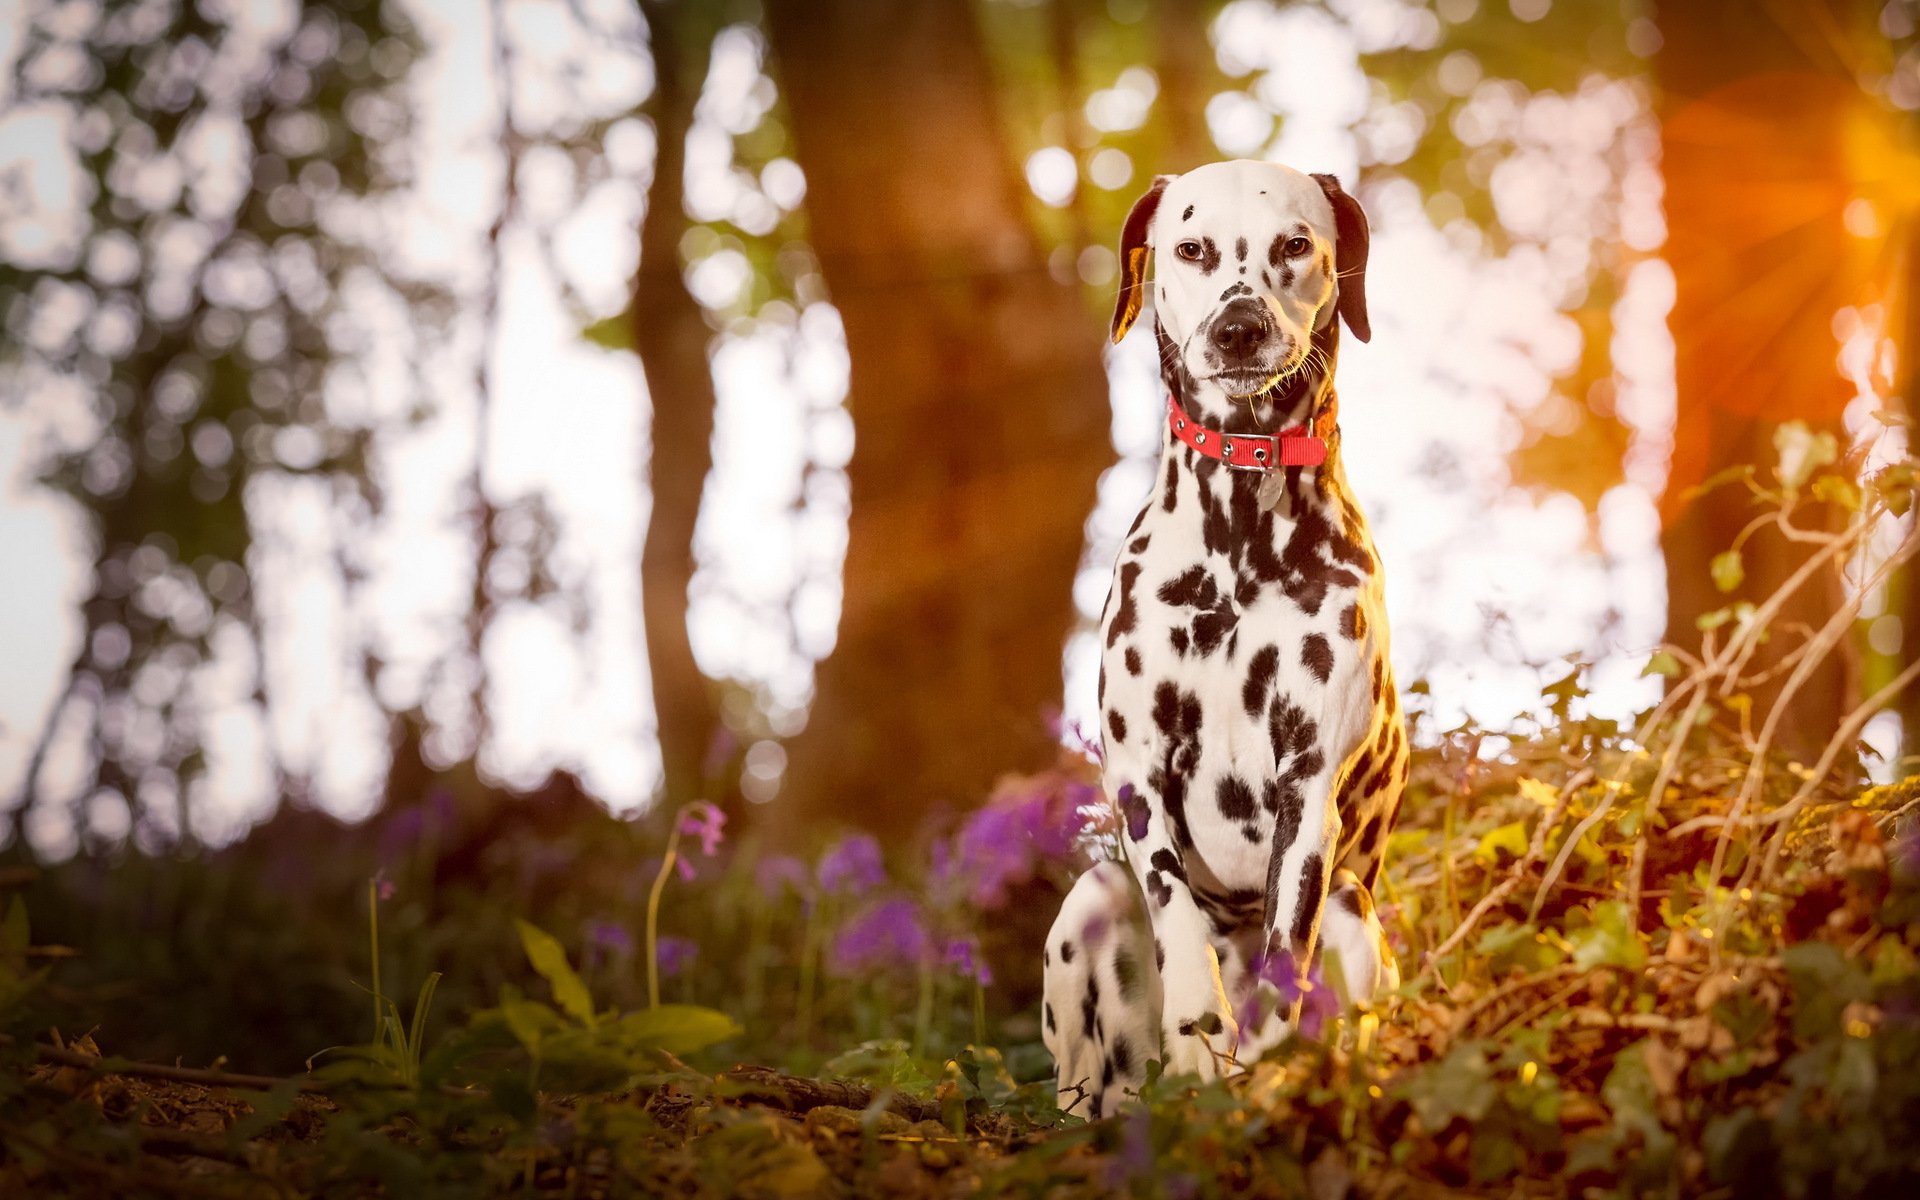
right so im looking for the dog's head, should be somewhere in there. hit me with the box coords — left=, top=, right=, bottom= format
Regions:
left=1111, top=161, right=1370, bottom=398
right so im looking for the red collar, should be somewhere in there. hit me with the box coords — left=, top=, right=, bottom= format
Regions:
left=1167, top=396, right=1328, bottom=469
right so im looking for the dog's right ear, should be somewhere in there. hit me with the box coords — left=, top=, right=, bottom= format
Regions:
left=1110, top=175, right=1171, bottom=344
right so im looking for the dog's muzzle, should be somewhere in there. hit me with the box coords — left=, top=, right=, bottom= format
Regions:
left=1206, top=298, right=1287, bottom=387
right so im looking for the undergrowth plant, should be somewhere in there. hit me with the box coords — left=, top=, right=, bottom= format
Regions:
left=3, top=423, right=1919, bottom=1196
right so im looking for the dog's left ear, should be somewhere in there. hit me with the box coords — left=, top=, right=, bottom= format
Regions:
left=1312, top=173, right=1371, bottom=344
left=1110, top=174, right=1171, bottom=344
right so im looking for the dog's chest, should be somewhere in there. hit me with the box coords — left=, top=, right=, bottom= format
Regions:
left=1099, top=454, right=1386, bottom=892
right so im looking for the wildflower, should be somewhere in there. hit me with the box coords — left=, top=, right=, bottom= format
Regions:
left=817, top=833, right=886, bottom=895
left=1237, top=951, right=1338, bottom=1040
left=1102, top=1108, right=1154, bottom=1186
left=829, top=897, right=931, bottom=976
left=587, top=921, right=633, bottom=960
left=755, top=853, right=810, bottom=900
left=677, top=801, right=727, bottom=858
left=374, top=874, right=396, bottom=903
left=944, top=936, right=993, bottom=987
left=656, top=935, right=698, bottom=979
left=950, top=779, right=1086, bottom=909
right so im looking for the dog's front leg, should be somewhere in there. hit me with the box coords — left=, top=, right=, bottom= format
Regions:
left=1117, top=784, right=1239, bottom=1080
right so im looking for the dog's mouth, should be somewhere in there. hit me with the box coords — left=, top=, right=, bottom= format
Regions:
left=1206, top=346, right=1310, bottom=398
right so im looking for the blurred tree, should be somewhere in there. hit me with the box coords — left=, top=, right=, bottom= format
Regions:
left=761, top=0, right=1113, bottom=837
left=1, top=0, right=442, bottom=848
left=1653, top=0, right=1912, bottom=751
left=634, top=2, right=725, bottom=809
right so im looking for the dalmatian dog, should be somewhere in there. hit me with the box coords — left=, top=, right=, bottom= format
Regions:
left=1042, top=161, right=1407, bottom=1118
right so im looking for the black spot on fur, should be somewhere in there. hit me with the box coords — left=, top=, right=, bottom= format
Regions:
left=1106, top=562, right=1142, bottom=648
left=1121, top=784, right=1151, bottom=841
left=1107, top=709, right=1127, bottom=743
left=1169, top=627, right=1190, bottom=655
left=1302, top=634, right=1333, bottom=683
left=1216, top=775, right=1256, bottom=821
left=1199, top=237, right=1221, bottom=275
left=1163, top=454, right=1179, bottom=513
left=1112, top=1035, right=1134, bottom=1074
left=1128, top=534, right=1151, bottom=554
left=1154, top=939, right=1165, bottom=971
left=1243, top=644, right=1279, bottom=715
left=1124, top=646, right=1142, bottom=676
left=1060, top=941, right=1075, bottom=964
left=1291, top=852, right=1325, bottom=950
left=1045, top=1003, right=1056, bottom=1032
left=1235, top=236, right=1248, bottom=262
left=1182, top=204, right=1194, bottom=221
left=1146, top=871, right=1172, bottom=908
left=1114, top=946, right=1140, bottom=998
left=1149, top=848, right=1187, bottom=884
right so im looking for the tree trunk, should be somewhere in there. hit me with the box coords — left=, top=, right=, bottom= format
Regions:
left=1654, top=0, right=1865, bottom=755
left=635, top=4, right=723, bottom=810
left=762, top=0, right=1113, bottom=838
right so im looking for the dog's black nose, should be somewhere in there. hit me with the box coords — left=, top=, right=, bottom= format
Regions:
left=1210, top=301, right=1268, bottom=362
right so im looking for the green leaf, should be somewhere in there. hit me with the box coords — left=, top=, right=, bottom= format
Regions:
left=579, top=311, right=635, bottom=353
left=1641, top=650, right=1682, bottom=677
left=1773, top=420, right=1838, bottom=491
left=499, top=995, right=562, bottom=1054
left=1710, top=549, right=1744, bottom=593
left=613, top=1004, right=742, bottom=1056
left=1473, top=821, right=1529, bottom=864
left=1811, top=473, right=1861, bottom=510
left=1398, top=1043, right=1497, bottom=1129
left=515, top=920, right=596, bottom=1026
left=1568, top=900, right=1646, bottom=971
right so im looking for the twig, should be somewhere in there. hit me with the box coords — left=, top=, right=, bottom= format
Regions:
left=1421, top=769, right=1589, bottom=980
left=14, top=1038, right=325, bottom=1093
left=720, top=1066, right=941, bottom=1123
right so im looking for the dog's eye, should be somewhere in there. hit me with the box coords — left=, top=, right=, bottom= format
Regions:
left=1174, top=240, right=1204, bottom=262
left=1284, top=235, right=1312, bottom=258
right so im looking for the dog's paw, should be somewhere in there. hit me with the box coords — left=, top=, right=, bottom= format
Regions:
left=1162, top=1010, right=1234, bottom=1079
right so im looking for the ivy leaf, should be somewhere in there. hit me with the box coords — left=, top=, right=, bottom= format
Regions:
left=1399, top=1043, right=1497, bottom=1129
left=515, top=921, right=596, bottom=1027
left=1568, top=900, right=1646, bottom=971
left=1710, top=549, right=1744, bottom=593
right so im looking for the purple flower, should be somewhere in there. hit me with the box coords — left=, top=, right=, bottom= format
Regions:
left=944, top=937, right=993, bottom=987
left=677, top=801, right=727, bottom=858
left=950, top=781, right=1087, bottom=909
left=829, top=897, right=932, bottom=976
left=1103, top=1108, right=1154, bottom=1185
left=818, top=833, right=886, bottom=895
left=1236, top=951, right=1338, bottom=1041
left=374, top=875, right=396, bottom=902
left=583, top=921, right=633, bottom=972
left=585, top=920, right=633, bottom=961
left=755, top=854, right=810, bottom=900
left=656, top=935, right=698, bottom=979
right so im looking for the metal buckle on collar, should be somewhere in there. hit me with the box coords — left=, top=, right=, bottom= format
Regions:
left=1222, top=434, right=1276, bottom=470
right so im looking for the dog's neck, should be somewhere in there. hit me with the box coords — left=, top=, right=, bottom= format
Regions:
left=1155, top=318, right=1346, bottom=515
left=1156, top=318, right=1342, bottom=442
